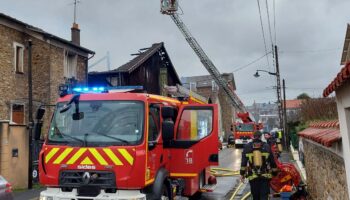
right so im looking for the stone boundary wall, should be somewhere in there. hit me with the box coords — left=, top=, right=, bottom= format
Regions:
left=303, top=138, right=348, bottom=199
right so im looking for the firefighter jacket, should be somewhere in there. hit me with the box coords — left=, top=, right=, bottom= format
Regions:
left=240, top=139, right=278, bottom=180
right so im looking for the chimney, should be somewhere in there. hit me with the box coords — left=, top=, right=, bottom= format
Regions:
left=71, top=23, right=80, bottom=45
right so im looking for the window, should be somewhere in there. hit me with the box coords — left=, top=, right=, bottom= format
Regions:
left=48, top=101, right=144, bottom=145
left=189, top=82, right=197, bottom=91
left=11, top=104, right=25, bottom=124
left=64, top=51, right=77, bottom=78
left=177, top=109, right=213, bottom=140
left=13, top=42, right=24, bottom=73
left=148, top=106, right=160, bottom=141
left=211, top=80, right=218, bottom=91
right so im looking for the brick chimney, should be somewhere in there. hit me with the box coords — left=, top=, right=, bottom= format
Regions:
left=71, top=23, right=80, bottom=45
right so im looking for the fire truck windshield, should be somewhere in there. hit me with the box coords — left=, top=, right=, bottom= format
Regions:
left=48, top=100, right=144, bottom=146
left=236, top=123, right=254, bottom=132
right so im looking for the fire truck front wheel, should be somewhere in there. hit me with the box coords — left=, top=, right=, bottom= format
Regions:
left=152, top=168, right=171, bottom=199
left=160, top=181, right=172, bottom=200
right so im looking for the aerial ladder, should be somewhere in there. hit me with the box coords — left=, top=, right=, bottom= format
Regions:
left=161, top=0, right=246, bottom=112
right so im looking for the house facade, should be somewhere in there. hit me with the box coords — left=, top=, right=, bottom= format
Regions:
left=246, top=102, right=279, bottom=132
left=0, top=13, right=94, bottom=188
left=88, top=42, right=181, bottom=95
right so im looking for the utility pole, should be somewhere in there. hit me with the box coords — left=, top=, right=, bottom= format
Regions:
left=283, top=79, right=288, bottom=149
left=274, top=45, right=285, bottom=146
left=27, top=40, right=33, bottom=189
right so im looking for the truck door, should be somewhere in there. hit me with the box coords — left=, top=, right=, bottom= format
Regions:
left=168, top=104, right=218, bottom=176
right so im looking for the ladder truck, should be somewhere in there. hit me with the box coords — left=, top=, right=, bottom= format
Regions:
left=36, top=86, right=219, bottom=200
left=161, top=0, right=246, bottom=112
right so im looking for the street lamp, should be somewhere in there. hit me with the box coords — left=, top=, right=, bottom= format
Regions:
left=254, top=68, right=287, bottom=149
left=254, top=70, right=277, bottom=78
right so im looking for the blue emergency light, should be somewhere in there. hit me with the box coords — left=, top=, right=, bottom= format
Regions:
left=73, top=87, right=105, bottom=93
left=71, top=86, right=143, bottom=94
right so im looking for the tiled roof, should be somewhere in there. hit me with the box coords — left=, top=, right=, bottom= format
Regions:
left=298, top=120, right=341, bottom=147
left=284, top=99, right=303, bottom=109
left=323, top=62, right=350, bottom=97
left=0, top=13, right=94, bottom=54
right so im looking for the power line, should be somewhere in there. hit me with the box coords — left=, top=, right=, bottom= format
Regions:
left=232, top=52, right=271, bottom=72
left=256, top=0, right=270, bottom=68
left=265, top=0, right=274, bottom=47
left=273, top=0, right=276, bottom=44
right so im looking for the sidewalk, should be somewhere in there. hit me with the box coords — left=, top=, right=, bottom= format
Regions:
left=14, top=187, right=44, bottom=200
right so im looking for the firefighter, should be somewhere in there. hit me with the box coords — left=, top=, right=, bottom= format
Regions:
left=240, top=131, right=278, bottom=200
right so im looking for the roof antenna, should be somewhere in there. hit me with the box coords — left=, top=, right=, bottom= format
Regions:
left=70, top=0, right=81, bottom=45
left=73, top=0, right=81, bottom=24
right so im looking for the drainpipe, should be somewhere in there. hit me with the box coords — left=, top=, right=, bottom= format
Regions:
left=27, top=40, right=33, bottom=189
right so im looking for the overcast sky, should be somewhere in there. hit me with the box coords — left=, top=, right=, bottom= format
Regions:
left=1, top=0, right=348, bottom=105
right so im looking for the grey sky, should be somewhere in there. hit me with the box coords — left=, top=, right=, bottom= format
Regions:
left=1, top=0, right=348, bottom=105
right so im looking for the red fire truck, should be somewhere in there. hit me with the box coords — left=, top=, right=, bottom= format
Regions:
left=231, top=112, right=262, bottom=148
left=35, top=86, right=219, bottom=199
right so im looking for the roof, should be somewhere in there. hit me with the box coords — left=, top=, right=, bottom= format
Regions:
left=117, top=43, right=164, bottom=73
left=0, top=13, right=94, bottom=54
left=298, top=120, right=341, bottom=147
left=89, top=42, right=180, bottom=80
left=181, top=73, right=236, bottom=90
left=323, top=62, right=350, bottom=97
left=284, top=99, right=303, bottom=109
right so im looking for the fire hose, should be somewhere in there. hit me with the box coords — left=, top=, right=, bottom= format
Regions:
left=209, top=168, right=251, bottom=199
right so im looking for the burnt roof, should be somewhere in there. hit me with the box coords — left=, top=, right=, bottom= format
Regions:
left=89, top=42, right=181, bottom=83
left=117, top=43, right=164, bottom=73
left=0, top=13, right=94, bottom=54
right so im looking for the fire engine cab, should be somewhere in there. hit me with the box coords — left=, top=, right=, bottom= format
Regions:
left=230, top=112, right=262, bottom=148
left=35, top=86, right=218, bottom=200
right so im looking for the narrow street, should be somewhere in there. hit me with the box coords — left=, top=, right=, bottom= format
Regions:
left=201, top=147, right=243, bottom=200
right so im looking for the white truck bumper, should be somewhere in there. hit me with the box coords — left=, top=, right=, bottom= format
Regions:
left=235, top=139, right=252, bottom=145
left=40, top=188, right=146, bottom=200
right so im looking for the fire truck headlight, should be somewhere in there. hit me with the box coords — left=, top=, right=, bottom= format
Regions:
left=40, top=196, right=53, bottom=200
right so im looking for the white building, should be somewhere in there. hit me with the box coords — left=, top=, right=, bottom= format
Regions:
left=323, top=23, right=350, bottom=196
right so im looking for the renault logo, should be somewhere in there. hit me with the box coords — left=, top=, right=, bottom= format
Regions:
left=82, top=172, right=91, bottom=185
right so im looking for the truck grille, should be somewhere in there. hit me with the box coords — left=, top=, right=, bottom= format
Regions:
left=59, top=170, right=116, bottom=188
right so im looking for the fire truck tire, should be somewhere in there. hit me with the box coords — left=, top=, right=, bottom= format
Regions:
left=152, top=168, right=170, bottom=199
left=161, top=181, right=172, bottom=200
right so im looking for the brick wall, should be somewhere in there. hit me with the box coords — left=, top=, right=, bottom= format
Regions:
left=303, top=139, right=349, bottom=199
left=0, top=23, right=88, bottom=123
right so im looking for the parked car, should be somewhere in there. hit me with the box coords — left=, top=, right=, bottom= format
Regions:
left=0, top=175, right=13, bottom=200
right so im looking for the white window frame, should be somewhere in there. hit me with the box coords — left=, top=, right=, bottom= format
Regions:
left=64, top=50, right=77, bottom=78
left=189, top=82, right=197, bottom=91
left=13, top=42, right=24, bottom=73
left=10, top=103, right=25, bottom=125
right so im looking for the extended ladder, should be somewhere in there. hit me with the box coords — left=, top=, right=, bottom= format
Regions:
left=162, top=8, right=245, bottom=111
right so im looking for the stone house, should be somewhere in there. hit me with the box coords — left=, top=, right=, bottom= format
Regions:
left=88, top=42, right=181, bottom=96
left=322, top=24, right=350, bottom=197
left=181, top=73, right=237, bottom=140
left=0, top=13, right=94, bottom=188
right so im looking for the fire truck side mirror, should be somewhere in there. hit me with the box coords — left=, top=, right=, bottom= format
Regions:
left=162, top=121, right=174, bottom=142
left=34, top=122, right=43, bottom=141
left=161, top=106, right=175, bottom=119
left=36, top=107, right=45, bottom=120
left=161, top=106, right=176, bottom=143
